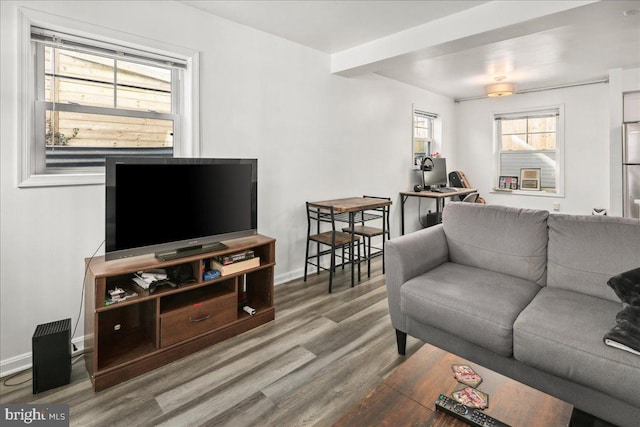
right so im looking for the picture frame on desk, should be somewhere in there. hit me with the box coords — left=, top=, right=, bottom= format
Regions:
left=520, top=168, right=541, bottom=191
left=498, top=175, right=519, bottom=190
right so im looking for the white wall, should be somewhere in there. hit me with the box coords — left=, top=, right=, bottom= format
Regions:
left=454, top=83, right=611, bottom=214
left=0, top=1, right=454, bottom=374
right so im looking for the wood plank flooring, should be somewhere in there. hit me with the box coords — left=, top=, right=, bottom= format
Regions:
left=0, top=259, right=423, bottom=426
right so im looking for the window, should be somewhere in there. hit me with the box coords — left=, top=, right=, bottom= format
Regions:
left=412, top=109, right=437, bottom=169
left=495, top=107, right=563, bottom=194
left=18, top=13, right=198, bottom=187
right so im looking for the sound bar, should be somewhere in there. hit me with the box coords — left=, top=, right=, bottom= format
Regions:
left=156, top=242, right=229, bottom=261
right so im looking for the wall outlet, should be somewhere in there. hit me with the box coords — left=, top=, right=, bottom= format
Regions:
left=552, top=203, right=560, bottom=211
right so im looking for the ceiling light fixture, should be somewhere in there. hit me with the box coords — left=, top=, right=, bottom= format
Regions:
left=486, top=82, right=515, bottom=97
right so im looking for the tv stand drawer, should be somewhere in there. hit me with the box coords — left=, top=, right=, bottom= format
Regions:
left=160, top=293, right=237, bottom=347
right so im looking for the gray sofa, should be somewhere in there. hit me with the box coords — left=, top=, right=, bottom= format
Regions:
left=386, top=202, right=640, bottom=427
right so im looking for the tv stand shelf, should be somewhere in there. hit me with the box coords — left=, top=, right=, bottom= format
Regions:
left=84, top=234, right=275, bottom=391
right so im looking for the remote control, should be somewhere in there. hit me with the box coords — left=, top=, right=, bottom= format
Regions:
left=435, top=394, right=510, bottom=427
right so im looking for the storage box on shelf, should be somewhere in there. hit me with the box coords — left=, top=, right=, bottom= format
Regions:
left=84, top=234, right=275, bottom=391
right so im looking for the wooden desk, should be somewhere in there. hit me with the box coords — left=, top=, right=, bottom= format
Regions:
left=399, top=188, right=477, bottom=235
left=308, top=197, right=392, bottom=287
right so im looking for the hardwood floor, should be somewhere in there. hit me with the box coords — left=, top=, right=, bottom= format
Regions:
left=0, top=259, right=423, bottom=426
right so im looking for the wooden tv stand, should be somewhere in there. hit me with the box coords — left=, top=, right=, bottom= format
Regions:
left=83, top=234, right=275, bottom=391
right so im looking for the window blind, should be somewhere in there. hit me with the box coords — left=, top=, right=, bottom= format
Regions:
left=414, top=110, right=438, bottom=119
left=31, top=26, right=187, bottom=69
left=495, top=109, right=559, bottom=121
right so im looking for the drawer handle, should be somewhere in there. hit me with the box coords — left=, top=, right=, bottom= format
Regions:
left=190, top=314, right=212, bottom=323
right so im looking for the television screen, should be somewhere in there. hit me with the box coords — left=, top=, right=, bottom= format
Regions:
left=105, top=158, right=257, bottom=261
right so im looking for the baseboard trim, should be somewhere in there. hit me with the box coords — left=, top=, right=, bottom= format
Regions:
left=275, top=267, right=305, bottom=286
left=0, top=337, right=84, bottom=378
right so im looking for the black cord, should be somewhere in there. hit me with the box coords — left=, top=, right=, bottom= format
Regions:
left=71, top=240, right=105, bottom=347
left=2, top=352, right=85, bottom=387
left=3, top=240, right=102, bottom=388
left=418, top=197, right=426, bottom=227
left=2, top=369, right=32, bottom=387
left=71, top=352, right=85, bottom=365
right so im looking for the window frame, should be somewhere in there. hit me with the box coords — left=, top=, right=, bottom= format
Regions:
left=493, top=105, right=564, bottom=197
left=412, top=107, right=437, bottom=170
left=17, top=8, right=200, bottom=188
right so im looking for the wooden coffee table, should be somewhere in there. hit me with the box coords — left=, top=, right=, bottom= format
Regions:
left=334, top=343, right=573, bottom=426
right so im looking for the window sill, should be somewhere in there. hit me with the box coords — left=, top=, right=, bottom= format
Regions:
left=19, top=172, right=105, bottom=188
left=490, top=189, right=564, bottom=198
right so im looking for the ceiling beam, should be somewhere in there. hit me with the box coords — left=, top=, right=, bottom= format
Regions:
left=331, top=0, right=598, bottom=77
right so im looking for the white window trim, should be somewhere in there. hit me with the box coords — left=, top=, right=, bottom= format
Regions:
left=17, top=8, right=200, bottom=188
left=412, top=105, right=439, bottom=170
left=492, top=104, right=565, bottom=197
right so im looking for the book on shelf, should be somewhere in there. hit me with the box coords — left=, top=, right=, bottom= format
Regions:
left=210, top=256, right=260, bottom=276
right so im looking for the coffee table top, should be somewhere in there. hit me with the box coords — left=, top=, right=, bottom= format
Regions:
left=334, top=343, right=573, bottom=427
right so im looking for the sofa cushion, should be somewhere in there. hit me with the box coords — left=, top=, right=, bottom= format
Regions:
left=547, top=214, right=640, bottom=302
left=401, top=262, right=541, bottom=356
left=442, top=203, right=548, bottom=286
left=514, top=287, right=640, bottom=408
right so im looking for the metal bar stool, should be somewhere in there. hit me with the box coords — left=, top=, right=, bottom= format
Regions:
left=341, top=195, right=390, bottom=277
left=304, top=202, right=361, bottom=293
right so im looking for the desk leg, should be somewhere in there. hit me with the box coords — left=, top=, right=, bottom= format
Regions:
left=316, top=217, right=321, bottom=275
left=435, top=198, right=442, bottom=223
left=357, top=215, right=361, bottom=283
left=401, top=195, right=408, bottom=235
left=382, top=205, right=388, bottom=274
left=436, top=197, right=449, bottom=223
left=349, top=212, right=360, bottom=287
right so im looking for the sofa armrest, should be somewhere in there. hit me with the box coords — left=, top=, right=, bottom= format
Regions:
left=386, top=224, right=449, bottom=331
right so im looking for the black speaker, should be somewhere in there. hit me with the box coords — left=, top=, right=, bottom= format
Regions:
left=449, top=171, right=465, bottom=188
left=32, top=318, right=71, bottom=394
left=423, top=211, right=442, bottom=227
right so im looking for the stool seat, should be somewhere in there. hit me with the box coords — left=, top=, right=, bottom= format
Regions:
left=311, top=231, right=361, bottom=246
left=342, top=225, right=386, bottom=237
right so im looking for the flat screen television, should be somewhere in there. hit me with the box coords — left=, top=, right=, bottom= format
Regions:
left=105, top=157, right=257, bottom=261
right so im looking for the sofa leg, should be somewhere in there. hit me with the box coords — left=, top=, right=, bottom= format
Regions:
left=396, top=330, right=407, bottom=355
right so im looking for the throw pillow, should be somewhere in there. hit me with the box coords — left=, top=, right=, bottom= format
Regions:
left=606, top=267, right=640, bottom=307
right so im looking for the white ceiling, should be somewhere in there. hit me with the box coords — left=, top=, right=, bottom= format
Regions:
left=181, top=0, right=640, bottom=100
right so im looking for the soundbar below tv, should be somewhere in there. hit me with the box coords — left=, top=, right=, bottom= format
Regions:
left=105, top=157, right=258, bottom=261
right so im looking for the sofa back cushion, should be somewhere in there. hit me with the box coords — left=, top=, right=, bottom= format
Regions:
left=547, top=214, right=640, bottom=302
left=442, top=203, right=549, bottom=285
